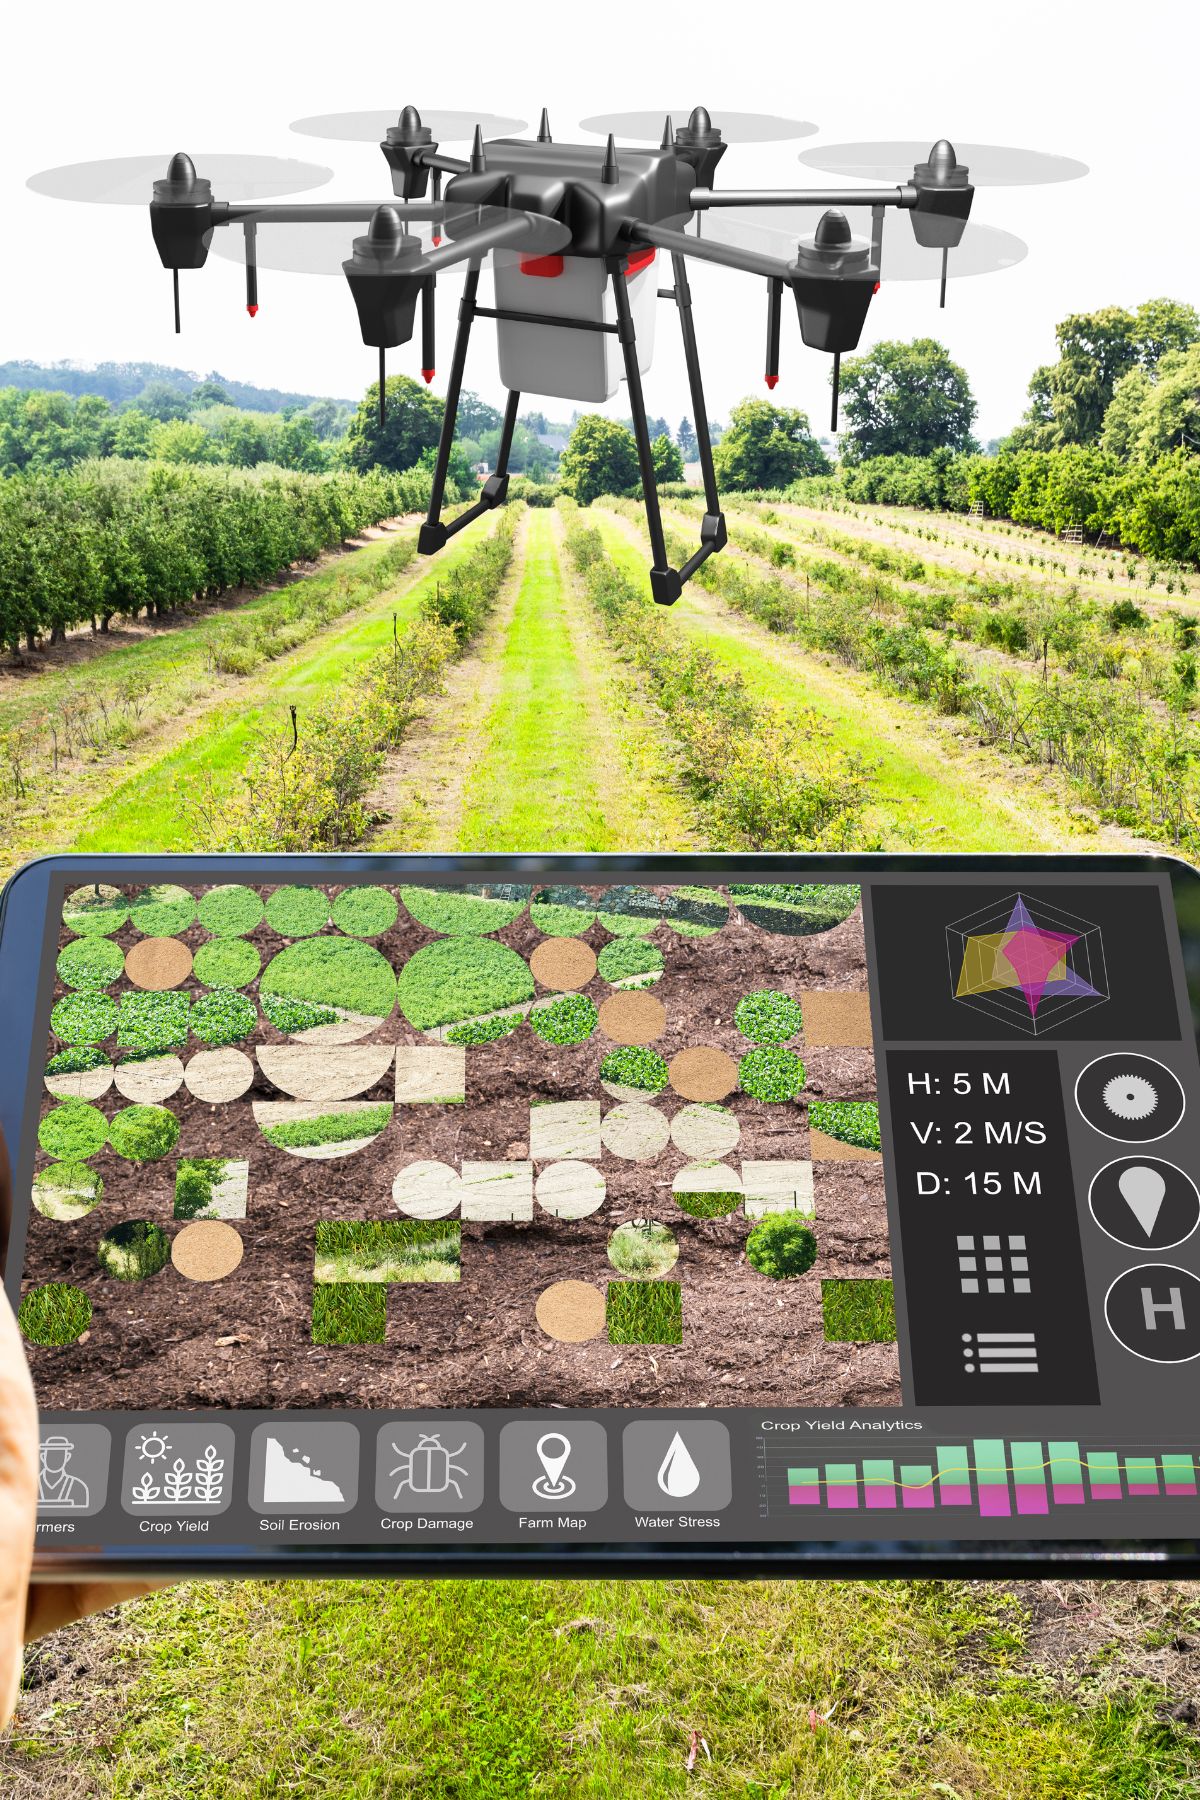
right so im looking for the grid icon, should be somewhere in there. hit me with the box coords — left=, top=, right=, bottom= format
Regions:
left=957, top=1233, right=1030, bottom=1295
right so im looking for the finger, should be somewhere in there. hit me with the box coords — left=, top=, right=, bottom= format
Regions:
left=0, top=1287, right=38, bottom=1729
left=25, top=1581, right=169, bottom=1644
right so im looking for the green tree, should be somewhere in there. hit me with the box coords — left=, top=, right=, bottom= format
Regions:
left=711, top=397, right=830, bottom=489
left=110, top=409, right=156, bottom=460
left=1103, top=344, right=1200, bottom=460
left=838, top=339, right=976, bottom=464
left=342, top=375, right=445, bottom=473
left=1015, top=299, right=1200, bottom=449
left=652, top=432, right=684, bottom=484
left=457, top=392, right=503, bottom=437
left=132, top=379, right=191, bottom=422
left=189, top=378, right=231, bottom=409
left=677, top=416, right=698, bottom=460
left=148, top=419, right=217, bottom=464
left=558, top=414, right=640, bottom=505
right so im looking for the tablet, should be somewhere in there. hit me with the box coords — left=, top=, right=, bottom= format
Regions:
left=4, top=852, right=1199, bottom=1578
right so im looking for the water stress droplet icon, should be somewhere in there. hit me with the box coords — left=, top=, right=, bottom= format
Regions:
left=657, top=1431, right=701, bottom=1498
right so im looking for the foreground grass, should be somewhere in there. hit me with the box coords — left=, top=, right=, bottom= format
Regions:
left=6, top=1579, right=1199, bottom=1797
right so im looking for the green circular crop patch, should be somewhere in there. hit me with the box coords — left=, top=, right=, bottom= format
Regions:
left=19, top=1282, right=92, bottom=1345
left=108, top=1104, right=180, bottom=1162
left=397, top=937, right=533, bottom=1030
left=33, top=1162, right=104, bottom=1221
left=596, top=939, right=663, bottom=984
left=262, top=937, right=397, bottom=1022
left=530, top=994, right=598, bottom=1046
left=402, top=884, right=529, bottom=936
left=332, top=886, right=400, bottom=938
left=595, top=885, right=661, bottom=936
left=735, top=990, right=803, bottom=1044
left=529, top=886, right=597, bottom=937
left=739, top=1047, right=805, bottom=1103
left=62, top=884, right=129, bottom=937
left=56, top=936, right=125, bottom=990
left=97, top=1219, right=171, bottom=1281
left=197, top=883, right=265, bottom=938
left=51, top=990, right=118, bottom=1046
left=746, top=1214, right=817, bottom=1278
left=600, top=1046, right=669, bottom=1094
left=38, top=1101, right=108, bottom=1161
left=117, top=991, right=190, bottom=1053
left=265, top=885, right=331, bottom=937
left=128, top=884, right=195, bottom=937
left=193, top=938, right=261, bottom=989
left=45, top=1045, right=109, bottom=1079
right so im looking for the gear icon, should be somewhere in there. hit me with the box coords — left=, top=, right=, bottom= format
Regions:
left=1102, top=1075, right=1159, bottom=1121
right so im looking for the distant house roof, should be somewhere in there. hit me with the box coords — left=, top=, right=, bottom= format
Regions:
left=537, top=432, right=568, bottom=453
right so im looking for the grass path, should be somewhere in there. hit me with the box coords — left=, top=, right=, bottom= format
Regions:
left=403, top=506, right=693, bottom=852
left=596, top=508, right=1139, bottom=853
left=54, top=515, right=495, bottom=855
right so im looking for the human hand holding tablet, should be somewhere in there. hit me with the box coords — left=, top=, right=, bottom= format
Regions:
left=3, top=852, right=1199, bottom=1580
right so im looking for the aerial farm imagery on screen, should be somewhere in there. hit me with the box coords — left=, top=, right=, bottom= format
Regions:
left=20, top=878, right=897, bottom=1411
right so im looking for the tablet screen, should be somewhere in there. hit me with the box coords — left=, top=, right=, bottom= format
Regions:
left=9, top=861, right=1200, bottom=1565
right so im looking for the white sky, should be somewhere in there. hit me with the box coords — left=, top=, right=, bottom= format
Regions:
left=3, top=0, right=1193, bottom=443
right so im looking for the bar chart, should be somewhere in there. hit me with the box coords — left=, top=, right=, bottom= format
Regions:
left=778, top=1442, right=1199, bottom=1518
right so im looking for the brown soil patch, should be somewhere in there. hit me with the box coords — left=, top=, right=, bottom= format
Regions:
left=530, top=937, right=598, bottom=990
left=802, top=990, right=872, bottom=1046
left=536, top=1279, right=606, bottom=1343
left=809, top=1127, right=883, bottom=1163
left=598, top=990, right=667, bottom=1045
left=124, top=937, right=193, bottom=990
left=171, top=1221, right=245, bottom=1282
left=670, top=1046, right=738, bottom=1102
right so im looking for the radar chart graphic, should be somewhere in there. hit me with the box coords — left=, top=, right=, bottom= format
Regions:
left=946, top=893, right=1108, bottom=1036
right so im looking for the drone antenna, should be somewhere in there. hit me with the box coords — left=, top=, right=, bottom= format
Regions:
left=379, top=347, right=387, bottom=428
left=765, top=277, right=782, bottom=389
left=244, top=220, right=259, bottom=317
left=470, top=126, right=487, bottom=173
left=537, top=107, right=552, bottom=143
left=601, top=133, right=620, bottom=185
left=939, top=246, right=949, bottom=308
left=172, top=267, right=181, bottom=334
left=830, top=352, right=841, bottom=432
left=660, top=114, right=674, bottom=149
left=421, top=276, right=436, bottom=383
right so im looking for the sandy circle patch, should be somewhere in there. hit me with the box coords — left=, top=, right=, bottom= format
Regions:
left=113, top=1054, right=184, bottom=1103
left=184, top=1049, right=255, bottom=1103
left=671, top=1103, right=740, bottom=1160
left=598, top=991, right=667, bottom=1046
left=535, top=1280, right=606, bottom=1343
left=530, top=937, right=598, bottom=991
left=124, top=937, right=194, bottom=991
left=600, top=1102, right=670, bottom=1162
left=669, top=1046, right=739, bottom=1102
left=171, top=1220, right=245, bottom=1282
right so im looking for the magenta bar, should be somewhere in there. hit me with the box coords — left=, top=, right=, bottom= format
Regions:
left=827, top=1486, right=859, bottom=1509
left=788, top=1485, right=820, bottom=1506
left=825, top=1464, right=859, bottom=1509
left=1051, top=1483, right=1086, bottom=1505
left=1127, top=1485, right=1159, bottom=1497
left=1016, top=1486, right=1049, bottom=1515
left=1091, top=1485, right=1123, bottom=1500
left=1166, top=1484, right=1198, bottom=1497
left=863, top=1460, right=897, bottom=1510
left=939, top=1486, right=973, bottom=1506
left=900, top=1465, right=935, bottom=1508
left=979, top=1485, right=1011, bottom=1518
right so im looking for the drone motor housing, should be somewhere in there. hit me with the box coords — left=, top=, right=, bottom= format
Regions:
left=380, top=105, right=437, bottom=200
left=341, top=207, right=426, bottom=349
left=788, top=209, right=879, bottom=353
left=149, top=153, right=214, bottom=270
left=909, top=139, right=974, bottom=249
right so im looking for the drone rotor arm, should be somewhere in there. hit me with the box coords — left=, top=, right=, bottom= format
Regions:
left=689, top=185, right=918, bottom=211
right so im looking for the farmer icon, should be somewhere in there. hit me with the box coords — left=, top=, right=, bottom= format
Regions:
left=375, top=1422, right=485, bottom=1513
left=38, top=1435, right=89, bottom=1509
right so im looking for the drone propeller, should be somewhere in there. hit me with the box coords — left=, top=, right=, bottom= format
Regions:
left=580, top=108, right=818, bottom=144
left=27, top=153, right=333, bottom=205
left=289, top=109, right=527, bottom=143
left=798, top=140, right=1088, bottom=186
left=702, top=206, right=1027, bottom=283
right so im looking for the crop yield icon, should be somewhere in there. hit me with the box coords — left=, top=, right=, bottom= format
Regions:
left=389, top=1431, right=470, bottom=1501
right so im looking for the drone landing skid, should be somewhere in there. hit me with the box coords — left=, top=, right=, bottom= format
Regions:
left=418, top=252, right=726, bottom=605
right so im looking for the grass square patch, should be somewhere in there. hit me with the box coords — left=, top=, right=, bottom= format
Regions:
left=314, top=1220, right=461, bottom=1284
left=821, top=1278, right=896, bottom=1343
left=606, top=1280, right=682, bottom=1345
left=312, top=1282, right=387, bottom=1345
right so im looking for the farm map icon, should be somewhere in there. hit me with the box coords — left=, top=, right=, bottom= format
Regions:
left=947, top=893, right=1108, bottom=1036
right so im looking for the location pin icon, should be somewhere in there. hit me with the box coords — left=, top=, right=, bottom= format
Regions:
left=535, top=1433, right=572, bottom=1491
left=1118, top=1164, right=1167, bottom=1237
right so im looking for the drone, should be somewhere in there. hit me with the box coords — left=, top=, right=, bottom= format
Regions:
left=30, top=110, right=1085, bottom=605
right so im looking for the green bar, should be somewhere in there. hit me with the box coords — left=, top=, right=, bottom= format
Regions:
left=1012, top=1442, right=1046, bottom=1489
left=1163, top=1454, right=1196, bottom=1487
left=936, top=1445, right=969, bottom=1486
left=1087, top=1451, right=1120, bottom=1486
left=825, top=1464, right=857, bottom=1485
left=787, top=1468, right=818, bottom=1486
left=862, top=1459, right=895, bottom=1492
left=1124, top=1456, right=1158, bottom=1489
left=974, top=1439, right=1008, bottom=1484
left=1049, top=1440, right=1083, bottom=1485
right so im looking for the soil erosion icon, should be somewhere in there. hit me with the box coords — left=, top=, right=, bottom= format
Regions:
left=389, top=1432, right=470, bottom=1502
left=947, top=893, right=1108, bottom=1036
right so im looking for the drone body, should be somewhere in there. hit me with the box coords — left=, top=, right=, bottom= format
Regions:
left=32, top=109, right=1087, bottom=605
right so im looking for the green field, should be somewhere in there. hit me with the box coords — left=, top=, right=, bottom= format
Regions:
left=5, top=486, right=1194, bottom=1798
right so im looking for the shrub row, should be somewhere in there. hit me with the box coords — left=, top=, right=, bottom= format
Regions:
left=832, top=447, right=1200, bottom=566
left=561, top=502, right=871, bottom=850
left=0, top=457, right=437, bottom=652
left=180, top=511, right=518, bottom=850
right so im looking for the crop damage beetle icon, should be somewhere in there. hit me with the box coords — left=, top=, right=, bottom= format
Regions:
left=389, top=1431, right=471, bottom=1501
